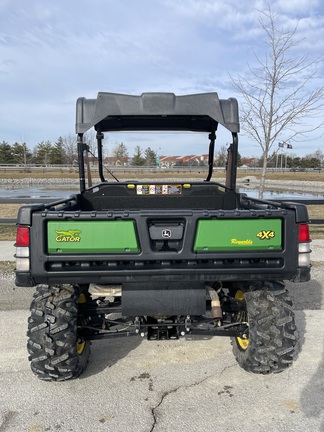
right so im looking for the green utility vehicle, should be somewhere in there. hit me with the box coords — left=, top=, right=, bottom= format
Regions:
left=15, top=92, right=311, bottom=381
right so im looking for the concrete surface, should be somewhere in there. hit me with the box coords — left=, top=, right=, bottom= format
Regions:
left=0, top=242, right=323, bottom=431
left=0, top=308, right=324, bottom=431
left=0, top=241, right=15, bottom=262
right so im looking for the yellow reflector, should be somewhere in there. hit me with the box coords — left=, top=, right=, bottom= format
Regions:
left=127, top=184, right=135, bottom=189
left=183, top=184, right=191, bottom=189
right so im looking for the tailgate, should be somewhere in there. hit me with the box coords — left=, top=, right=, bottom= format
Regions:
left=25, top=208, right=303, bottom=285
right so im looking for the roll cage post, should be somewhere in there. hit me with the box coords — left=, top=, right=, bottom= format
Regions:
left=225, top=132, right=238, bottom=190
left=96, top=129, right=105, bottom=183
left=77, top=133, right=86, bottom=193
left=205, top=127, right=216, bottom=182
left=206, top=129, right=238, bottom=190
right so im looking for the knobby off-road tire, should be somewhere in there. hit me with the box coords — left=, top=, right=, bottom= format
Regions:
left=231, top=281, right=297, bottom=374
left=27, top=284, right=91, bottom=381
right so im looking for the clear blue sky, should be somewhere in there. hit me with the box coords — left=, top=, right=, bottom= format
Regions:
left=0, top=0, right=323, bottom=157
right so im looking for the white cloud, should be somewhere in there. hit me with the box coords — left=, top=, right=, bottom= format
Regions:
left=0, top=0, right=323, bottom=156
left=275, top=0, right=321, bottom=14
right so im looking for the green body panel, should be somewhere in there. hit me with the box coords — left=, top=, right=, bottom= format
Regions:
left=194, top=219, right=282, bottom=251
left=47, top=221, right=139, bottom=253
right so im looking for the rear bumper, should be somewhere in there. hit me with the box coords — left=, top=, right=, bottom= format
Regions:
left=15, top=263, right=311, bottom=287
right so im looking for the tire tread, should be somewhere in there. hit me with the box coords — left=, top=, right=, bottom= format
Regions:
left=231, top=282, right=297, bottom=374
left=27, top=284, right=90, bottom=381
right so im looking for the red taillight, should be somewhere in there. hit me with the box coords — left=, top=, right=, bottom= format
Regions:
left=16, top=226, right=30, bottom=247
left=298, top=224, right=310, bottom=243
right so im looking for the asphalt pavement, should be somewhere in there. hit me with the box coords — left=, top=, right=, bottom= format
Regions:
left=0, top=241, right=323, bottom=431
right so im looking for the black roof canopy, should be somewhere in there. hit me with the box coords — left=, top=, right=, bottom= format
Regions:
left=76, top=92, right=240, bottom=134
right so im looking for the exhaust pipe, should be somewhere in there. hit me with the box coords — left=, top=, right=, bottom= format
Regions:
left=207, top=286, right=222, bottom=320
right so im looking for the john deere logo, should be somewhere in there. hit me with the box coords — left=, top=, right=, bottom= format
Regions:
left=257, top=230, right=275, bottom=240
left=55, top=230, right=81, bottom=243
left=162, top=229, right=172, bottom=238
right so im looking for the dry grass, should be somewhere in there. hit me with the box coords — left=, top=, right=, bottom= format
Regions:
left=0, top=168, right=79, bottom=180
left=0, top=167, right=324, bottom=182
left=0, top=224, right=16, bottom=240
left=308, top=205, right=324, bottom=219
left=0, top=204, right=22, bottom=218
left=307, top=206, right=324, bottom=238
left=310, top=226, right=324, bottom=239
left=237, top=170, right=324, bottom=182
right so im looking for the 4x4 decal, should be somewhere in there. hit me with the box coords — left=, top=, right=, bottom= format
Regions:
left=55, top=230, right=81, bottom=243
left=257, top=230, right=275, bottom=240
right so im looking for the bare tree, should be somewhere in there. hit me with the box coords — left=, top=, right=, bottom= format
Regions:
left=313, top=148, right=324, bottom=167
left=231, top=7, right=324, bottom=198
left=84, top=129, right=97, bottom=157
left=216, top=145, right=228, bottom=167
left=112, top=142, right=129, bottom=161
left=62, top=134, right=77, bottom=164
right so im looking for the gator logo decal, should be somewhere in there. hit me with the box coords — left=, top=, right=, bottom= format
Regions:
left=55, top=230, right=81, bottom=243
left=257, top=230, right=275, bottom=240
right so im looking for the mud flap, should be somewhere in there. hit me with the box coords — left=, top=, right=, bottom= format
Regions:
left=122, top=282, right=206, bottom=316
